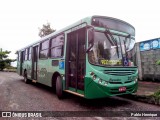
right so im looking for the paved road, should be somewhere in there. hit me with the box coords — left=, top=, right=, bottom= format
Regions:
left=0, top=72, right=159, bottom=120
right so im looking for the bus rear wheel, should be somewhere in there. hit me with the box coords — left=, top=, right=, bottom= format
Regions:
left=56, top=76, right=64, bottom=99
left=24, top=71, right=29, bottom=84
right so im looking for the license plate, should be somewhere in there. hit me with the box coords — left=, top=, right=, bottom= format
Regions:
left=119, top=87, right=126, bottom=92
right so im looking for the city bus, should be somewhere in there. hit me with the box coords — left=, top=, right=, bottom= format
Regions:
left=17, top=15, right=138, bottom=99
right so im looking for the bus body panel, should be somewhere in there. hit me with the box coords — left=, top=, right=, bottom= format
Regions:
left=84, top=61, right=138, bottom=99
left=37, top=59, right=65, bottom=87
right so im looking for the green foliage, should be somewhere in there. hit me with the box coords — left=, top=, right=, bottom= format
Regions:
left=153, top=89, right=160, bottom=97
left=0, top=48, right=16, bottom=71
left=38, top=22, right=56, bottom=38
left=156, top=60, right=160, bottom=65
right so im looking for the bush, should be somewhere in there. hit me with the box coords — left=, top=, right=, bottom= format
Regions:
left=153, top=89, right=160, bottom=99
left=156, top=60, right=160, bottom=65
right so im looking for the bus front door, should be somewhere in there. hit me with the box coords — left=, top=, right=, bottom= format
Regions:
left=66, top=28, right=86, bottom=91
left=32, top=46, right=38, bottom=80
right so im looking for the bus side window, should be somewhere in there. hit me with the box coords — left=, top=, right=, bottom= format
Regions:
left=24, top=49, right=28, bottom=61
left=51, top=34, right=64, bottom=58
left=17, top=52, right=20, bottom=61
left=39, top=40, right=49, bottom=58
left=28, top=47, right=31, bottom=60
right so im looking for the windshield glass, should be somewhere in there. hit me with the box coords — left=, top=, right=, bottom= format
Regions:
left=88, top=31, right=136, bottom=66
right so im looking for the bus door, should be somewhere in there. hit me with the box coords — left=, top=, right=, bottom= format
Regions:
left=20, top=51, right=24, bottom=75
left=66, top=28, right=86, bottom=91
left=32, top=46, right=38, bottom=80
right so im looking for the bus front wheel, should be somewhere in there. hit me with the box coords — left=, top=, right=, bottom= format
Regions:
left=56, top=76, right=63, bottom=99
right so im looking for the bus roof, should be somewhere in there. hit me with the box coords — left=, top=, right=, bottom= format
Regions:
left=17, top=15, right=134, bottom=51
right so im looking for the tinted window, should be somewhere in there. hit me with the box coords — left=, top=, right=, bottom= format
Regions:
left=92, top=17, right=135, bottom=36
left=40, top=40, right=49, bottom=58
left=28, top=47, right=32, bottom=60
left=51, top=34, right=64, bottom=58
left=17, top=52, right=20, bottom=61
left=41, top=40, right=49, bottom=50
left=24, top=49, right=28, bottom=60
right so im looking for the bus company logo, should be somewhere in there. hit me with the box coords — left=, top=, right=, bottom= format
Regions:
left=2, top=112, right=11, bottom=117
left=39, top=68, right=47, bottom=78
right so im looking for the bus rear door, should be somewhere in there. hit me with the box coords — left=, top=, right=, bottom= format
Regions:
left=31, top=46, right=38, bottom=80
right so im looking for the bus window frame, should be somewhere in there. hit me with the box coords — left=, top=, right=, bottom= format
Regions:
left=50, top=33, right=65, bottom=59
left=28, top=47, right=32, bottom=60
left=24, top=48, right=28, bottom=61
left=39, top=39, right=50, bottom=59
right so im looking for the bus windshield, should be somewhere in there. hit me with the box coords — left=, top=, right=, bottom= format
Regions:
left=88, top=31, right=136, bottom=66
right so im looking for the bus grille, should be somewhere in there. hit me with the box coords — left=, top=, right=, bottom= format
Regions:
left=109, top=80, right=133, bottom=84
left=103, top=69, right=136, bottom=76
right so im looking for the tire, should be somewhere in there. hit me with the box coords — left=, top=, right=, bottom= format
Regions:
left=56, top=76, right=63, bottom=99
left=152, top=78, right=156, bottom=82
left=24, top=71, right=29, bottom=84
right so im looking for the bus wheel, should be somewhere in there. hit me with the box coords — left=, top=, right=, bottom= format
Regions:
left=152, top=78, right=156, bottom=82
left=56, top=76, right=63, bottom=99
left=24, top=71, right=29, bottom=84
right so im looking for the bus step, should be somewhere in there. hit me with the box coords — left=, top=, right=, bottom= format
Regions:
left=32, top=79, right=37, bottom=83
left=64, top=90, right=84, bottom=98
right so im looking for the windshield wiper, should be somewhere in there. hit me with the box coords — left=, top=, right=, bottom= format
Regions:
left=105, top=29, right=116, bottom=46
left=86, top=43, right=94, bottom=53
left=104, top=28, right=120, bottom=58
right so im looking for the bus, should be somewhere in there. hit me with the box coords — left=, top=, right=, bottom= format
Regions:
left=17, top=15, right=138, bottom=99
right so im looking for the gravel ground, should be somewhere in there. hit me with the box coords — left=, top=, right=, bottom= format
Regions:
left=0, top=72, right=160, bottom=120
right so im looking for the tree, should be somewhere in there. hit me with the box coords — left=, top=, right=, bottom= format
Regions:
left=38, top=22, right=56, bottom=37
left=0, top=48, right=16, bottom=71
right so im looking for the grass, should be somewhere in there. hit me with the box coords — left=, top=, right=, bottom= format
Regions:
left=3, top=66, right=17, bottom=72
left=152, top=89, right=160, bottom=99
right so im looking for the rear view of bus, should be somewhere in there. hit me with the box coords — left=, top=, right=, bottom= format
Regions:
left=84, top=16, right=138, bottom=98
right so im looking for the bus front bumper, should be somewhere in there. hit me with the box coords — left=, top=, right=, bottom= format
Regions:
left=85, top=78, right=138, bottom=99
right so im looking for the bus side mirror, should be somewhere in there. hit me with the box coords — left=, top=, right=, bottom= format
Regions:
left=88, top=28, right=94, bottom=43
left=86, top=28, right=94, bottom=53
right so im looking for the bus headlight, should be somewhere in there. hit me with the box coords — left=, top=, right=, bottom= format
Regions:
left=90, top=72, right=94, bottom=76
left=135, top=78, right=138, bottom=82
left=104, top=81, right=108, bottom=86
left=92, top=75, right=96, bottom=80
left=98, top=79, right=102, bottom=84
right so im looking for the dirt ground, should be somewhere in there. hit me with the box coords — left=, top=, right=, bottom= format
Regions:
left=136, top=81, right=160, bottom=96
left=0, top=72, right=160, bottom=119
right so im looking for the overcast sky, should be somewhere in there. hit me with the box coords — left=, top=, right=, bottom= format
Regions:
left=0, top=0, right=160, bottom=61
